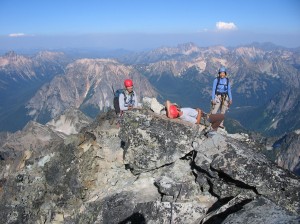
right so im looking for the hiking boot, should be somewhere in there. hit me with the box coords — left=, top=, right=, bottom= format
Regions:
left=205, top=130, right=217, bottom=138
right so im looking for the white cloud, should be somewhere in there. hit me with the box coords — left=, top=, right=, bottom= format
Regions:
left=8, top=33, right=26, bottom=37
left=216, top=22, right=237, bottom=30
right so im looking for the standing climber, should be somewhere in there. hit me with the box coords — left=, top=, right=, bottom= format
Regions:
left=211, top=66, right=232, bottom=128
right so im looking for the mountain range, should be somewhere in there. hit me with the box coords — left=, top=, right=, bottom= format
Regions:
left=0, top=42, right=299, bottom=137
left=0, top=51, right=70, bottom=131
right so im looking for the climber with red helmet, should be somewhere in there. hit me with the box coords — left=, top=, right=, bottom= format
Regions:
left=119, top=79, right=139, bottom=112
left=165, top=100, right=224, bottom=133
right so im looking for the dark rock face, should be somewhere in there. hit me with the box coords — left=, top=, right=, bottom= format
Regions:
left=273, top=131, right=300, bottom=176
left=222, top=197, right=300, bottom=224
left=119, top=109, right=198, bottom=174
left=0, top=109, right=299, bottom=223
left=246, top=130, right=300, bottom=177
left=119, top=110, right=300, bottom=221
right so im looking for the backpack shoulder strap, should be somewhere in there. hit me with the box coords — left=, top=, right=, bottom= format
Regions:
left=121, top=90, right=126, bottom=100
left=215, top=77, right=220, bottom=94
left=226, top=77, right=229, bottom=89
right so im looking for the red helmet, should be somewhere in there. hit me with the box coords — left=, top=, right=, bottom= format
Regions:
left=169, top=105, right=179, bottom=118
left=124, top=79, right=133, bottom=87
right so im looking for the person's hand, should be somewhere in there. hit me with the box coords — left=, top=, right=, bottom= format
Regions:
left=196, top=108, right=201, bottom=113
left=229, top=100, right=232, bottom=105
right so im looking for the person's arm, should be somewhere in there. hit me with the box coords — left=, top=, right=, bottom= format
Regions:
left=227, top=81, right=232, bottom=104
left=196, top=108, right=202, bottom=124
left=165, top=100, right=172, bottom=118
left=119, top=93, right=128, bottom=111
left=212, top=79, right=217, bottom=103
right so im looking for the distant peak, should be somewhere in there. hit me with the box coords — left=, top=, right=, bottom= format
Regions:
left=4, top=51, right=17, bottom=58
left=36, top=51, right=63, bottom=57
left=177, top=42, right=198, bottom=48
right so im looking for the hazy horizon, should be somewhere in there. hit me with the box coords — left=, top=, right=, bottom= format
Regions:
left=1, top=32, right=300, bottom=54
left=1, top=0, right=299, bottom=52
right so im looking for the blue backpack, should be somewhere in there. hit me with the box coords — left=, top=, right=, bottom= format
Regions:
left=113, top=88, right=126, bottom=114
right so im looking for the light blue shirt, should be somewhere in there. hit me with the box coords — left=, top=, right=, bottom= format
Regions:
left=212, top=77, right=232, bottom=100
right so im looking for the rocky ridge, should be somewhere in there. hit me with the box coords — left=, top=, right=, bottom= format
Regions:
left=0, top=104, right=299, bottom=223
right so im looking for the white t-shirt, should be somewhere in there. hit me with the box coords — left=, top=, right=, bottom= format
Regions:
left=179, top=108, right=198, bottom=124
left=119, top=90, right=138, bottom=111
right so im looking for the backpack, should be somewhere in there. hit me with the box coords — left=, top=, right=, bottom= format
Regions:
left=215, top=77, right=229, bottom=95
left=113, top=89, right=126, bottom=114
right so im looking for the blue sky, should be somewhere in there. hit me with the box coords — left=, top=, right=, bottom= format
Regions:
left=0, top=0, right=300, bottom=51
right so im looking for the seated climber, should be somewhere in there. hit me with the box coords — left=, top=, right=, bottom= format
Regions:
left=165, top=100, right=224, bottom=133
left=119, top=79, right=139, bottom=112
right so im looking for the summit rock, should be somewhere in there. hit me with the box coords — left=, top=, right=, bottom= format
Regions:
left=0, top=108, right=299, bottom=223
